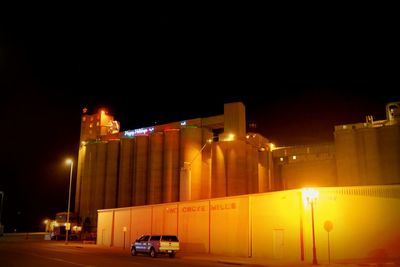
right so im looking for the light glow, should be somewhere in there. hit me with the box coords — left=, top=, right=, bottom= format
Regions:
left=269, top=143, right=276, bottom=151
left=124, top=127, right=155, bottom=137
left=302, top=188, right=319, bottom=207
left=226, top=133, right=235, bottom=141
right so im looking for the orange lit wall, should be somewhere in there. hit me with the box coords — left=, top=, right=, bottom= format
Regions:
left=98, top=184, right=400, bottom=263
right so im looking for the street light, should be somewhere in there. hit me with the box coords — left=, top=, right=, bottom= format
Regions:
left=65, top=159, right=73, bottom=244
left=181, top=138, right=213, bottom=200
left=302, top=188, right=319, bottom=265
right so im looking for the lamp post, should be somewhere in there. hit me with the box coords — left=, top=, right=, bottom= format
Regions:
left=181, top=138, right=213, bottom=201
left=65, top=159, right=73, bottom=245
left=302, top=188, right=319, bottom=265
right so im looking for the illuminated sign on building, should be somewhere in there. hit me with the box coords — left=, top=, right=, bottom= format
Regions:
left=124, top=127, right=155, bottom=137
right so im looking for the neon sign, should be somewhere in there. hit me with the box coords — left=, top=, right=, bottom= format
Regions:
left=124, top=127, right=155, bottom=137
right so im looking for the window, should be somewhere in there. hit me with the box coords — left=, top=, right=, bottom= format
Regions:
left=150, top=235, right=160, bottom=241
left=161, top=235, right=179, bottom=242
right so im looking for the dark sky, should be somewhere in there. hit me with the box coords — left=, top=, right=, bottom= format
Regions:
left=0, top=5, right=399, bottom=232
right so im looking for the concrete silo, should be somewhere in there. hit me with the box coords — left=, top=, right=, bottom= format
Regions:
left=92, top=142, right=107, bottom=224
left=357, top=127, right=381, bottom=185
left=334, top=125, right=361, bottom=185
left=246, top=143, right=259, bottom=194
left=180, top=127, right=202, bottom=201
left=200, top=129, right=213, bottom=199
left=378, top=124, right=400, bottom=184
left=133, top=135, right=149, bottom=206
left=226, top=140, right=248, bottom=196
left=104, top=140, right=120, bottom=209
left=80, top=142, right=97, bottom=225
left=147, top=132, right=164, bottom=204
left=75, top=143, right=86, bottom=214
left=162, top=129, right=180, bottom=203
left=117, top=138, right=134, bottom=208
left=211, top=142, right=227, bottom=198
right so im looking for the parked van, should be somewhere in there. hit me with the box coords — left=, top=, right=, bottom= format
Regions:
left=130, top=235, right=180, bottom=258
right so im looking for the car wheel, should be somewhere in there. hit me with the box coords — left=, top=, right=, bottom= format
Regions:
left=131, top=247, right=136, bottom=256
left=169, top=252, right=175, bottom=258
left=149, top=248, right=157, bottom=258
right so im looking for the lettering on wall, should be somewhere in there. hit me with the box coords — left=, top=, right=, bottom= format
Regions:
left=165, top=203, right=237, bottom=214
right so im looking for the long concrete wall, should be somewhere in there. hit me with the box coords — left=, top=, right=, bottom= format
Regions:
left=97, top=185, right=400, bottom=263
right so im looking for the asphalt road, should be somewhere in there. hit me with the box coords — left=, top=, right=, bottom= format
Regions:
left=0, top=233, right=251, bottom=267
left=3, top=233, right=399, bottom=267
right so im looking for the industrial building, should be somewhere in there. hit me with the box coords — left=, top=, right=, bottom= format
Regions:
left=75, top=102, right=271, bottom=229
left=75, top=101, right=400, bottom=263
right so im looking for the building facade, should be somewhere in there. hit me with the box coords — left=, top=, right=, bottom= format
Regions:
left=75, top=101, right=400, bottom=262
left=75, top=102, right=272, bottom=229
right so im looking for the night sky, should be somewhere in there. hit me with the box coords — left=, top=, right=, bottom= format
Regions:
left=1, top=6, right=399, bottom=232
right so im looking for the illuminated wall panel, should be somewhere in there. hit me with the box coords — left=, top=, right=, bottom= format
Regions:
left=151, top=204, right=178, bottom=235
left=113, top=208, right=131, bottom=249
left=97, top=210, right=113, bottom=246
left=130, top=207, right=152, bottom=242
left=313, top=186, right=400, bottom=263
left=98, top=185, right=400, bottom=263
left=251, top=190, right=302, bottom=260
left=210, top=196, right=249, bottom=256
left=178, top=200, right=210, bottom=253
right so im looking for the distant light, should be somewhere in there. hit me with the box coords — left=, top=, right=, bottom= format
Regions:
left=82, top=107, right=88, bottom=113
left=280, top=157, right=284, bottom=162
left=246, top=135, right=250, bottom=139
left=124, top=127, right=155, bottom=137
left=101, top=110, right=106, bottom=115
left=292, top=155, right=297, bottom=160
left=270, top=143, right=276, bottom=151
left=180, top=121, right=187, bottom=126
left=226, top=133, right=235, bottom=141
left=66, top=159, right=73, bottom=165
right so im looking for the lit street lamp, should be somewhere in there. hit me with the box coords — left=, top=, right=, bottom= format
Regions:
left=65, top=159, right=74, bottom=244
left=302, top=188, right=319, bottom=265
left=181, top=138, right=213, bottom=200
